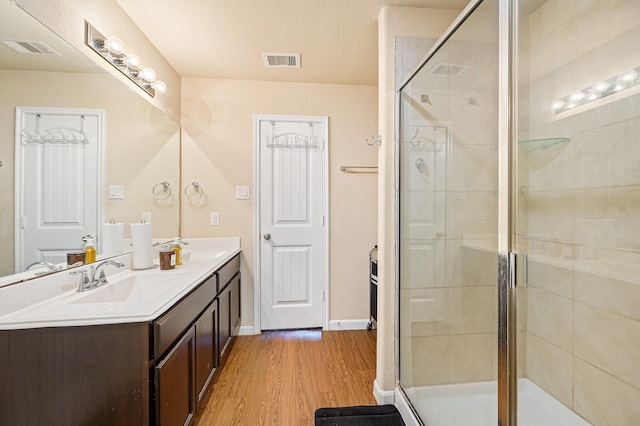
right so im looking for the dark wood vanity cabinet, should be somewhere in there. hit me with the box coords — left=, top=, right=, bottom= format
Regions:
left=219, top=274, right=241, bottom=363
left=0, top=253, right=240, bottom=426
left=215, top=255, right=241, bottom=366
left=0, top=322, right=150, bottom=426
left=152, top=253, right=240, bottom=425
left=218, top=283, right=231, bottom=362
left=231, top=274, right=241, bottom=333
left=195, top=300, right=217, bottom=405
left=154, top=326, right=196, bottom=426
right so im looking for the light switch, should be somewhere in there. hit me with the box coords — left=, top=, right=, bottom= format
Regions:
left=210, top=212, right=219, bottom=226
left=236, top=186, right=250, bottom=200
left=108, top=185, right=124, bottom=199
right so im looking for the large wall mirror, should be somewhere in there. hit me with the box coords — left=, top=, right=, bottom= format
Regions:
left=0, top=2, right=180, bottom=285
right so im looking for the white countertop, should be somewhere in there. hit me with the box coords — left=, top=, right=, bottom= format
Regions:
left=0, top=238, right=241, bottom=330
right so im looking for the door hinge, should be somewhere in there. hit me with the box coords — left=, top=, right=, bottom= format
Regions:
left=322, top=291, right=325, bottom=301
left=322, top=215, right=325, bottom=226
left=20, top=217, right=25, bottom=229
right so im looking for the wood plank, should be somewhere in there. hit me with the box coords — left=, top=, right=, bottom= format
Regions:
left=195, top=329, right=377, bottom=425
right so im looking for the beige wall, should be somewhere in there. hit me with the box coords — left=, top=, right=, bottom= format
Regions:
left=377, top=6, right=461, bottom=397
left=181, top=78, right=378, bottom=328
left=15, top=0, right=181, bottom=123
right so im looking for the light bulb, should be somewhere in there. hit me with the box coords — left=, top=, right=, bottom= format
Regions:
left=125, top=54, right=141, bottom=70
left=140, top=68, right=156, bottom=83
left=105, top=36, right=125, bottom=55
left=569, top=91, right=585, bottom=102
left=551, top=99, right=565, bottom=111
left=592, top=81, right=609, bottom=92
left=586, top=90, right=599, bottom=101
left=621, top=70, right=637, bottom=82
left=614, top=84, right=624, bottom=92
left=152, top=80, right=167, bottom=93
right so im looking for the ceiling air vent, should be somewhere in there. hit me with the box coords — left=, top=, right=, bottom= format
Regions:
left=262, top=53, right=301, bottom=68
left=0, top=38, right=60, bottom=56
left=427, top=62, right=467, bottom=77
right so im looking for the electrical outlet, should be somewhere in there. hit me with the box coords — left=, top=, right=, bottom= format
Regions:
left=210, top=212, right=219, bottom=226
left=141, top=212, right=151, bottom=223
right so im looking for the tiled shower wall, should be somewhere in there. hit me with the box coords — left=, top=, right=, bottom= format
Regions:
left=520, top=1, right=640, bottom=424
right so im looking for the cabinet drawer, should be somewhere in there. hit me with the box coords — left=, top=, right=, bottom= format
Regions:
left=216, top=254, right=240, bottom=292
left=154, top=274, right=216, bottom=358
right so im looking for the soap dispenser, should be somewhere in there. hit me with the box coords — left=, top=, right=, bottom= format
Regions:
left=171, top=238, right=183, bottom=265
left=84, top=238, right=96, bottom=264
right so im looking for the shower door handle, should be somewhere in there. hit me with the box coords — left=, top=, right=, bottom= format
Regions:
left=263, top=233, right=271, bottom=241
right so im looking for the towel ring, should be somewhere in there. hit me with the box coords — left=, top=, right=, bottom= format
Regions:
left=152, top=181, right=172, bottom=200
left=184, top=182, right=204, bottom=201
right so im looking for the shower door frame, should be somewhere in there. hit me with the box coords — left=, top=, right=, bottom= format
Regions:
left=395, top=0, right=519, bottom=424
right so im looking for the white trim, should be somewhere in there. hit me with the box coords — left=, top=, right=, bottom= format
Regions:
left=328, top=319, right=371, bottom=330
left=253, top=115, right=261, bottom=335
left=14, top=106, right=104, bottom=271
left=253, top=115, right=329, bottom=333
left=238, top=325, right=258, bottom=336
left=373, top=379, right=395, bottom=405
left=394, top=387, right=421, bottom=426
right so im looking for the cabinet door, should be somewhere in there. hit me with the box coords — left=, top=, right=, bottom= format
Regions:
left=154, top=326, right=196, bottom=426
left=230, top=274, right=241, bottom=335
left=195, top=300, right=217, bottom=405
left=217, top=286, right=231, bottom=363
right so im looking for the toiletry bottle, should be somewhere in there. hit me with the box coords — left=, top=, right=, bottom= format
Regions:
left=84, top=238, right=96, bottom=264
left=171, top=238, right=182, bottom=266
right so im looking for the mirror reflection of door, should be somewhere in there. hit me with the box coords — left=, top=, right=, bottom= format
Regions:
left=15, top=107, right=103, bottom=272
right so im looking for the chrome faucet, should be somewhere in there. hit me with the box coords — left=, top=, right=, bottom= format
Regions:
left=26, top=261, right=62, bottom=275
left=70, top=260, right=125, bottom=292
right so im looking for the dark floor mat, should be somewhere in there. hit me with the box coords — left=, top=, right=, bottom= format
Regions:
left=314, top=405, right=405, bottom=426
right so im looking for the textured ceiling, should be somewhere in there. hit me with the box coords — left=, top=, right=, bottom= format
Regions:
left=115, top=0, right=469, bottom=85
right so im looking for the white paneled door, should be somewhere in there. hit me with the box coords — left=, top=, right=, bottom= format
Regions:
left=15, top=107, right=103, bottom=271
left=257, top=116, right=327, bottom=330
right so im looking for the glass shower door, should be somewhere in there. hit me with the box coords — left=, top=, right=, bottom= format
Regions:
left=398, top=0, right=500, bottom=424
left=515, top=0, right=640, bottom=424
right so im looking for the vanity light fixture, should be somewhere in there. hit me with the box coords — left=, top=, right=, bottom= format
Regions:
left=85, top=21, right=167, bottom=97
left=551, top=65, right=640, bottom=114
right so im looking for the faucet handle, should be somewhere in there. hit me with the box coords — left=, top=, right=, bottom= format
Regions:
left=70, top=269, right=90, bottom=291
left=97, top=269, right=108, bottom=285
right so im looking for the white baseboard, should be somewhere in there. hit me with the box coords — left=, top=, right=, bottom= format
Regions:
left=328, top=319, right=371, bottom=330
left=373, top=379, right=395, bottom=405
left=395, top=387, right=420, bottom=426
left=238, top=325, right=258, bottom=336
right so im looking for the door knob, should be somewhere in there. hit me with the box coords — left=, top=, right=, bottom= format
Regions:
left=264, top=233, right=271, bottom=240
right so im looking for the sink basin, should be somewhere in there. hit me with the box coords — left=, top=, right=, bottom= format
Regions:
left=69, top=273, right=190, bottom=304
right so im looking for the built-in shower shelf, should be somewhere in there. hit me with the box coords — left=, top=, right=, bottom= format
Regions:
left=518, top=137, right=569, bottom=151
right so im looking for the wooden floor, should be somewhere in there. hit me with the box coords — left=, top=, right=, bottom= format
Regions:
left=195, top=329, right=377, bottom=425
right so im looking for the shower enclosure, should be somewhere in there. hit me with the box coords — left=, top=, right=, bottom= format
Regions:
left=397, top=0, right=640, bottom=425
